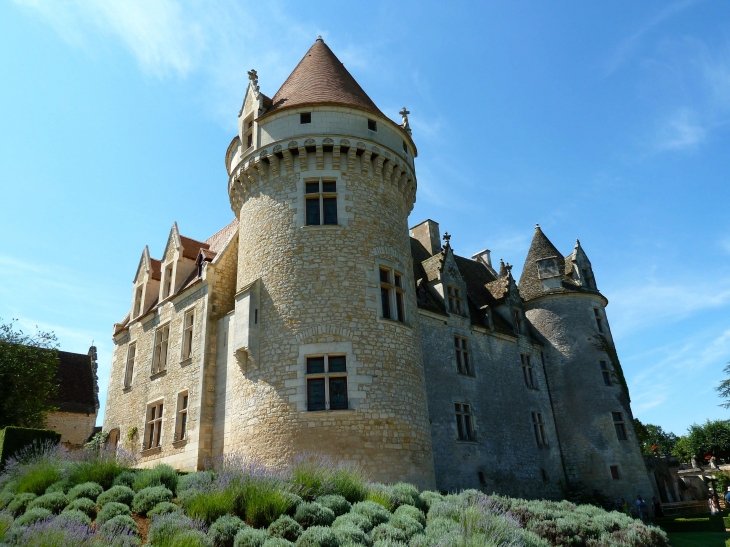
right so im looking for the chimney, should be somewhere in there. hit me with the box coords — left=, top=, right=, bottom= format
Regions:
left=410, top=219, right=442, bottom=255
left=472, top=249, right=492, bottom=268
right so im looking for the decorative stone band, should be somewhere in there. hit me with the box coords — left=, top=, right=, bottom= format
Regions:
left=228, top=136, right=417, bottom=216
left=295, top=323, right=355, bottom=343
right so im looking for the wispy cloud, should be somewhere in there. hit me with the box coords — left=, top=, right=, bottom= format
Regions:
left=654, top=107, right=707, bottom=150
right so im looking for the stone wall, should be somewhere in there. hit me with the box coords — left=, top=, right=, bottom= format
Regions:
left=45, top=411, right=96, bottom=447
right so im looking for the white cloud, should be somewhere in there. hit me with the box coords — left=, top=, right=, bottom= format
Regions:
left=654, top=107, right=706, bottom=151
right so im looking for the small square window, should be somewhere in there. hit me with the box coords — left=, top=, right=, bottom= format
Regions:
left=328, top=355, right=346, bottom=373
left=610, top=465, right=621, bottom=480
left=613, top=412, right=627, bottom=440
left=306, top=182, right=320, bottom=194
left=368, top=119, right=377, bottom=131
left=300, top=112, right=311, bottom=124
left=322, top=181, right=336, bottom=193
left=600, top=361, right=612, bottom=386
left=307, top=356, right=325, bottom=374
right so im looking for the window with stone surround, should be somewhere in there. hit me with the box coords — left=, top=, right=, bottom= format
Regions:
left=133, top=286, right=143, bottom=317
left=175, top=391, right=189, bottom=442
left=144, top=400, right=164, bottom=450
left=513, top=309, right=525, bottom=334
left=521, top=354, right=536, bottom=389
left=447, top=285, right=463, bottom=315
left=305, top=179, right=338, bottom=226
left=163, top=264, right=174, bottom=299
left=306, top=355, right=348, bottom=411
left=613, top=412, right=627, bottom=440
left=181, top=310, right=195, bottom=362
left=367, top=119, right=377, bottom=131
left=455, top=402, right=475, bottom=441
left=454, top=336, right=472, bottom=376
left=594, top=308, right=604, bottom=333
left=300, top=112, right=311, bottom=124
left=600, top=360, right=612, bottom=386
left=151, top=323, right=170, bottom=375
left=610, top=465, right=621, bottom=480
left=123, top=343, right=136, bottom=389
left=244, top=115, right=254, bottom=149
left=532, top=411, right=548, bottom=447
left=380, top=267, right=405, bottom=322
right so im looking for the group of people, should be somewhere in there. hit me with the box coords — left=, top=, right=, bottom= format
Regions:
left=619, top=495, right=664, bottom=519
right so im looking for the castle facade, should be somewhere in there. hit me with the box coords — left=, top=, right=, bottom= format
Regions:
left=104, top=38, right=653, bottom=500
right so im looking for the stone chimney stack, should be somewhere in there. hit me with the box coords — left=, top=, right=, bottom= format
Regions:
left=410, top=219, right=442, bottom=255
left=472, top=249, right=492, bottom=268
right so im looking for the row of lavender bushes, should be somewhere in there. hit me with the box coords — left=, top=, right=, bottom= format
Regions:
left=0, top=442, right=670, bottom=547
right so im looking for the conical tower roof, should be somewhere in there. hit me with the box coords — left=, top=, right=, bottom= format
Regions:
left=265, top=37, right=384, bottom=118
left=519, top=225, right=571, bottom=301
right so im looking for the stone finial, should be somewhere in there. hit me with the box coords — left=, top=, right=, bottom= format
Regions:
left=443, top=232, right=451, bottom=246
left=399, top=107, right=412, bottom=135
left=248, top=69, right=261, bottom=99
left=316, top=35, right=323, bottom=42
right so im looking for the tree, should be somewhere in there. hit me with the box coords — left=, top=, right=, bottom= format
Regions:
left=673, top=420, right=730, bottom=464
left=0, top=319, right=60, bottom=428
left=633, top=418, right=678, bottom=456
left=717, top=363, right=730, bottom=408
left=672, top=436, right=693, bottom=464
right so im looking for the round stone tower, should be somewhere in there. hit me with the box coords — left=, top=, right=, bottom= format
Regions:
left=222, top=37, right=435, bottom=487
left=519, top=226, right=653, bottom=500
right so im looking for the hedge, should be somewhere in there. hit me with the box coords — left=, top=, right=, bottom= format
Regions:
left=0, top=426, right=61, bottom=470
left=654, top=514, right=726, bottom=533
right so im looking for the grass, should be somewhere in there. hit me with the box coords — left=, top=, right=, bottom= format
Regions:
left=666, top=531, right=730, bottom=547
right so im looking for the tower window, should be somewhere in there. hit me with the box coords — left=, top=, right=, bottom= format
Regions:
left=454, top=336, right=472, bottom=376
left=305, top=179, right=337, bottom=226
left=613, top=412, right=627, bottom=440
left=163, top=264, right=174, bottom=299
left=610, top=465, right=621, bottom=480
left=367, top=119, right=377, bottom=131
left=306, top=354, right=348, bottom=411
left=300, top=112, right=311, bottom=124
left=455, top=403, right=475, bottom=441
left=582, top=268, right=594, bottom=288
left=594, top=308, right=604, bottom=333
left=600, top=360, right=612, bottom=386
left=244, top=115, right=254, bottom=149
left=447, top=285, right=463, bottom=315
left=541, top=468, right=549, bottom=482
left=380, top=267, right=405, bottom=322
left=532, top=412, right=548, bottom=447
left=152, top=324, right=170, bottom=375
left=175, top=391, right=189, bottom=442
left=536, top=258, right=559, bottom=279
left=402, top=140, right=408, bottom=154
left=123, top=343, right=136, bottom=389
left=144, top=400, right=164, bottom=450
left=182, top=310, right=195, bottom=362
left=521, top=354, right=536, bottom=389
left=478, top=471, right=486, bottom=486
left=133, top=286, right=143, bottom=317
left=513, top=309, right=524, bottom=334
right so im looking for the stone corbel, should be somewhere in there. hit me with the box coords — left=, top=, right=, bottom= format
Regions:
left=383, top=160, right=395, bottom=184
left=361, top=149, right=373, bottom=175
left=333, top=144, right=341, bottom=171
left=268, top=154, right=279, bottom=178
left=281, top=149, right=294, bottom=174
left=347, top=147, right=357, bottom=172
left=256, top=155, right=268, bottom=182
left=374, top=151, right=385, bottom=178
left=316, top=144, right=324, bottom=170
left=298, top=146, right=308, bottom=171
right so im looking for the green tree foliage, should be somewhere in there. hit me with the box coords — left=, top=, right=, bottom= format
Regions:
left=0, top=319, right=60, bottom=428
left=671, top=420, right=730, bottom=463
left=633, top=419, right=678, bottom=456
left=672, top=436, right=694, bottom=464
left=716, top=362, right=730, bottom=408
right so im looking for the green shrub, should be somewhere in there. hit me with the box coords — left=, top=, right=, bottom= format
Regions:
left=67, top=450, right=130, bottom=489
left=13, top=507, right=52, bottom=527
left=0, top=426, right=61, bottom=471
left=393, top=505, right=425, bottom=527
left=113, top=471, right=137, bottom=489
left=167, top=529, right=214, bottom=547
left=149, top=512, right=205, bottom=547
left=63, top=496, right=96, bottom=518
left=332, top=523, right=371, bottom=546
left=243, top=483, right=296, bottom=528
left=387, top=483, right=422, bottom=510
left=13, top=459, right=63, bottom=495
left=67, top=481, right=103, bottom=501
left=371, top=540, right=407, bottom=547
left=178, top=471, right=216, bottom=494
left=294, top=502, right=335, bottom=529
left=209, top=515, right=247, bottom=547
left=149, top=501, right=181, bottom=517
left=97, top=501, right=132, bottom=524
left=132, top=485, right=173, bottom=515
left=352, top=501, right=390, bottom=526
left=98, top=484, right=135, bottom=507
left=295, top=526, right=338, bottom=547
left=333, top=512, right=374, bottom=533
left=365, top=485, right=395, bottom=513
left=0, top=490, right=13, bottom=510
left=100, top=514, right=139, bottom=535
left=6, top=491, right=36, bottom=516
left=268, top=514, right=303, bottom=542
left=418, top=492, right=442, bottom=512
left=328, top=467, right=367, bottom=504
left=45, top=478, right=72, bottom=494
left=233, top=527, right=268, bottom=547
left=371, top=523, right=407, bottom=543
left=27, top=491, right=68, bottom=513
left=0, top=512, right=13, bottom=542
left=182, top=488, right=237, bottom=525
left=290, top=457, right=366, bottom=503
left=315, top=495, right=351, bottom=517
left=55, top=508, right=92, bottom=526
left=263, top=539, right=294, bottom=547
left=132, top=464, right=179, bottom=493
left=387, top=514, right=422, bottom=540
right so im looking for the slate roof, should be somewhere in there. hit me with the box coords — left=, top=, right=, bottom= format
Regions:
left=264, top=37, right=384, bottom=118
left=53, top=350, right=98, bottom=415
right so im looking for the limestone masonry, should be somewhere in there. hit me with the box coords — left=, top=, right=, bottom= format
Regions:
left=104, top=37, right=653, bottom=499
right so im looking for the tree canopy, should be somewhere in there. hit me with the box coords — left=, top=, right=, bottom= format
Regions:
left=717, top=363, right=730, bottom=408
left=671, top=420, right=730, bottom=464
left=633, top=419, right=678, bottom=456
left=0, top=319, right=60, bottom=428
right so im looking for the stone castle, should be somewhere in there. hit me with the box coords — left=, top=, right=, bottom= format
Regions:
left=103, top=37, right=653, bottom=500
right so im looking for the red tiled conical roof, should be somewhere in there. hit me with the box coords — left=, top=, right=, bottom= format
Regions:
left=264, top=37, right=384, bottom=118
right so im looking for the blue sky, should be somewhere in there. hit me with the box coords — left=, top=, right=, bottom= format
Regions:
left=1, top=1, right=729, bottom=436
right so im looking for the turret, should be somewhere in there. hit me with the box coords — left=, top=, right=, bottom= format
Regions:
left=519, top=225, right=653, bottom=500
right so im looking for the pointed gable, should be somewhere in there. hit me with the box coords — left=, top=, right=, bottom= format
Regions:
left=519, top=225, right=582, bottom=301
left=263, top=37, right=384, bottom=118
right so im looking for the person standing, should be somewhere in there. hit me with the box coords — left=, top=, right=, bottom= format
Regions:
left=652, top=496, right=664, bottom=518
left=725, top=487, right=730, bottom=509
left=621, top=498, right=632, bottom=517
left=636, top=495, right=648, bottom=520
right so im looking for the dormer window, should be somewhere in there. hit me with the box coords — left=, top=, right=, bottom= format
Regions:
left=367, top=119, right=377, bottom=131
left=300, top=112, right=311, bottom=124
left=402, top=140, right=408, bottom=154
left=537, top=257, right=561, bottom=290
left=244, top=115, right=254, bottom=150
left=447, top=285, right=462, bottom=315
left=133, top=286, right=143, bottom=317
left=163, top=264, right=174, bottom=299
left=582, top=268, right=594, bottom=289
left=513, top=309, right=524, bottom=334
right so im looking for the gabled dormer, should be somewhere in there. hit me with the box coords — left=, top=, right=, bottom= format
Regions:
left=418, top=233, right=468, bottom=318
left=159, top=223, right=211, bottom=304
left=488, top=261, right=527, bottom=335
left=567, top=239, right=598, bottom=291
left=238, top=69, right=273, bottom=153
left=131, top=246, right=161, bottom=320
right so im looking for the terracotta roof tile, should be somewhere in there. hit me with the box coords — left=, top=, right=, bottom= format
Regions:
left=205, top=218, right=238, bottom=252
left=149, top=259, right=162, bottom=281
left=179, top=235, right=210, bottom=260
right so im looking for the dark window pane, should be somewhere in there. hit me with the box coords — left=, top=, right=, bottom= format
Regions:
left=323, top=197, right=337, bottom=225
left=306, top=182, right=320, bottom=194
left=368, top=119, right=377, bottom=131
left=463, top=353, right=470, bottom=375
left=381, top=287, right=391, bottom=319
left=396, top=292, right=404, bottom=322
left=329, top=356, right=346, bottom=373
left=615, top=423, right=627, bottom=440
left=602, top=372, right=612, bottom=386
left=454, top=337, right=460, bottom=348
left=465, top=415, right=473, bottom=440
left=610, top=466, right=620, bottom=480
left=456, top=415, right=464, bottom=439
left=300, top=113, right=311, bottom=124
left=456, top=351, right=463, bottom=373
left=380, top=269, right=390, bottom=283
left=394, top=274, right=402, bottom=288
left=307, top=379, right=325, bottom=411
left=612, top=412, right=623, bottom=422
left=322, top=181, right=336, bottom=193
left=307, top=357, right=325, bottom=374
left=329, top=377, right=348, bottom=409
left=306, top=198, right=320, bottom=226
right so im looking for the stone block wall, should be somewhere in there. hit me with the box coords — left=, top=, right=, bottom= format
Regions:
left=45, top=411, right=97, bottom=447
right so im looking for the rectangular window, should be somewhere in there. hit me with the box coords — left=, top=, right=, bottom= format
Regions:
left=247, top=133, right=253, bottom=148
left=454, top=336, right=472, bottom=376
left=152, top=324, right=170, bottom=375
left=145, top=401, right=164, bottom=450
left=537, top=258, right=559, bottom=278
left=600, top=360, right=612, bottom=386
left=402, top=140, right=408, bottom=154
left=455, top=403, right=475, bottom=441
left=163, top=264, right=174, bottom=298
left=513, top=309, right=524, bottom=334
left=582, top=268, right=594, bottom=288
left=300, top=112, right=311, bottom=124
left=181, top=310, right=195, bottom=361
left=447, top=285, right=463, bottom=315
left=532, top=412, right=548, bottom=447
left=613, top=412, right=627, bottom=440
left=306, top=354, right=348, bottom=411
left=175, top=391, right=189, bottom=442
left=367, top=119, right=377, bottom=131
left=610, top=465, right=621, bottom=480
left=380, top=267, right=405, bottom=322
left=594, top=308, right=604, bottom=333
left=305, top=179, right=337, bottom=226
left=133, top=286, right=143, bottom=317
left=521, top=354, right=536, bottom=389
left=124, top=343, right=136, bottom=388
